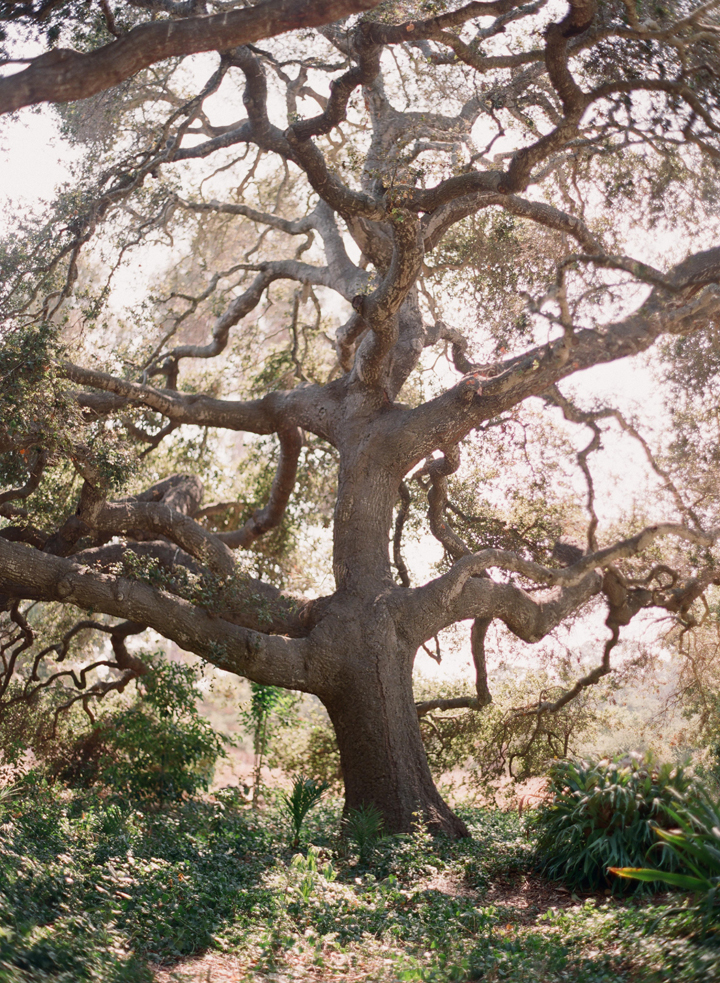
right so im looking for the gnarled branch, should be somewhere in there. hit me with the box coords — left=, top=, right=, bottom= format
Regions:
left=0, top=0, right=382, bottom=115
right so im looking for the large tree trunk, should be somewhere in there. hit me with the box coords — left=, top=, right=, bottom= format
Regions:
left=313, top=597, right=469, bottom=837
left=314, top=438, right=470, bottom=837
left=325, top=674, right=469, bottom=838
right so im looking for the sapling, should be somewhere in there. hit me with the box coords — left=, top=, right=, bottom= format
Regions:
left=280, top=774, right=329, bottom=847
left=240, top=683, right=298, bottom=808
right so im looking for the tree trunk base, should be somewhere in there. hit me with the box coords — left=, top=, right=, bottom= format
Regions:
left=323, top=654, right=471, bottom=839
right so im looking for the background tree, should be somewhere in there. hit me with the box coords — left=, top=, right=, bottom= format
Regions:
left=2, top=0, right=720, bottom=836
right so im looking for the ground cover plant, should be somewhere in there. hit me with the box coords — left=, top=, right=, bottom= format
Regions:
left=2, top=779, right=720, bottom=983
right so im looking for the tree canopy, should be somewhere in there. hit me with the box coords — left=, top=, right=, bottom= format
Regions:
left=2, top=0, right=720, bottom=835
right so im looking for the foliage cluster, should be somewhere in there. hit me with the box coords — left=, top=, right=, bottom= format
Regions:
left=532, top=753, right=700, bottom=894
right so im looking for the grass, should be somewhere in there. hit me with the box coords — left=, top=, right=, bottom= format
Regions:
left=1, top=782, right=719, bottom=982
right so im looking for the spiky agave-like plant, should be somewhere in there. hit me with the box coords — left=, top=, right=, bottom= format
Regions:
left=611, top=791, right=720, bottom=929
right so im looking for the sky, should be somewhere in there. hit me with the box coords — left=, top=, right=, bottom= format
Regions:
left=0, top=109, right=81, bottom=217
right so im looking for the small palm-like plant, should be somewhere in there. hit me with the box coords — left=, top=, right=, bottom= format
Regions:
left=0, top=782, right=18, bottom=819
left=610, top=791, right=720, bottom=928
left=280, top=775, right=329, bottom=848
left=531, top=752, right=699, bottom=893
left=344, top=803, right=384, bottom=864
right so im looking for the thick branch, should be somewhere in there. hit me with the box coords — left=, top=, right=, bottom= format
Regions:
left=415, top=446, right=471, bottom=560
left=416, top=696, right=485, bottom=717
left=352, top=212, right=425, bottom=386
left=404, top=516, right=720, bottom=644
left=0, top=449, right=49, bottom=507
left=89, top=499, right=236, bottom=576
left=288, top=22, right=381, bottom=142
left=417, top=616, right=493, bottom=716
left=392, top=480, right=411, bottom=588
left=65, top=362, right=343, bottom=443
left=219, top=426, right=302, bottom=548
left=0, top=618, right=151, bottom=717
left=179, top=196, right=315, bottom=235
left=0, top=536, right=311, bottom=689
left=423, top=192, right=602, bottom=253
left=67, top=539, right=322, bottom=636
left=150, top=258, right=348, bottom=370
left=393, top=272, right=720, bottom=460
left=433, top=523, right=716, bottom=595
left=0, top=0, right=382, bottom=115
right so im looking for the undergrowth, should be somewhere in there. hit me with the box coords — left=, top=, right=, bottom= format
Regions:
left=1, top=782, right=719, bottom=982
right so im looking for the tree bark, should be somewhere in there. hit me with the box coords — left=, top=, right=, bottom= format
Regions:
left=311, top=593, right=470, bottom=837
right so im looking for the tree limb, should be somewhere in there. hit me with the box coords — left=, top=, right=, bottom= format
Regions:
left=393, top=272, right=720, bottom=461
left=0, top=536, right=312, bottom=689
left=0, top=0, right=382, bottom=115
left=219, top=425, right=302, bottom=548
left=65, top=362, right=343, bottom=443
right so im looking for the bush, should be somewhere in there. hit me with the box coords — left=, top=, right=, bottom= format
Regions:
left=50, top=659, right=228, bottom=804
left=611, top=789, right=720, bottom=928
left=531, top=752, right=700, bottom=893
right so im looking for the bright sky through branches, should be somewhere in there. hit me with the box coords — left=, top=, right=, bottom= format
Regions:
left=0, top=81, right=674, bottom=695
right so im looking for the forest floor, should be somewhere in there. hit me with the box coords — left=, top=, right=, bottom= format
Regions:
left=151, top=871, right=594, bottom=983
left=150, top=869, right=705, bottom=983
left=2, top=788, right=718, bottom=983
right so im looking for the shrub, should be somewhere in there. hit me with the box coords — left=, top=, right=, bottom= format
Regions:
left=531, top=752, right=699, bottom=893
left=414, top=668, right=611, bottom=791
left=50, top=660, right=228, bottom=804
left=611, top=789, right=720, bottom=927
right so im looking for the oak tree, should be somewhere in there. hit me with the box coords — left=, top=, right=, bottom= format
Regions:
left=2, top=0, right=720, bottom=835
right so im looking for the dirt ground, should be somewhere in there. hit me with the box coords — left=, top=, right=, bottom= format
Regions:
left=151, top=868, right=592, bottom=983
